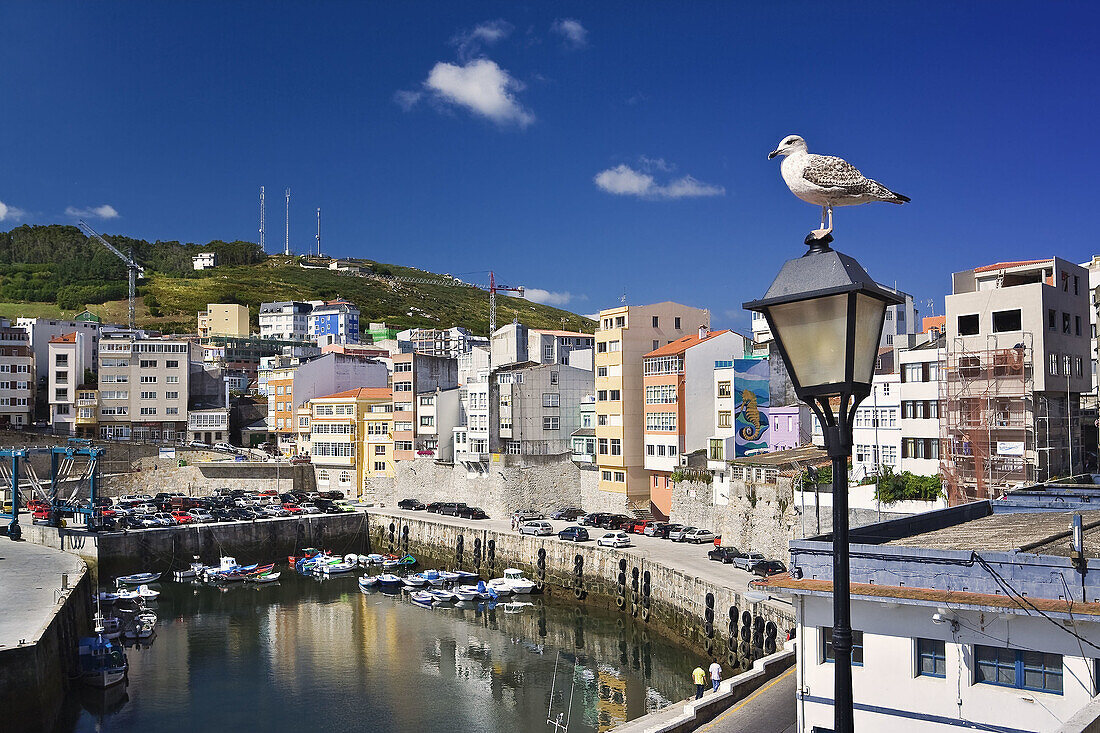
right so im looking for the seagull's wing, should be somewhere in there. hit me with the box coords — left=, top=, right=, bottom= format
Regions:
left=802, top=154, right=906, bottom=201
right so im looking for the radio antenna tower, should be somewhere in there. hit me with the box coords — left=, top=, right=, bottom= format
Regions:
left=284, top=188, right=291, bottom=255
left=316, top=208, right=321, bottom=257
left=259, top=186, right=265, bottom=252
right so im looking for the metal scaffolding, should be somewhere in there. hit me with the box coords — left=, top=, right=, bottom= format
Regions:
left=940, top=333, right=1035, bottom=504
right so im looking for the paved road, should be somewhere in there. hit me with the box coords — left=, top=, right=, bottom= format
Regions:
left=0, top=539, right=86, bottom=649
left=700, top=668, right=797, bottom=733
left=373, top=506, right=794, bottom=617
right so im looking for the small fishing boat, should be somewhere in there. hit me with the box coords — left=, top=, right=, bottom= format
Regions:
left=409, top=591, right=434, bottom=607
left=98, top=591, right=120, bottom=604
left=250, top=571, right=280, bottom=583
left=173, top=557, right=206, bottom=580
left=359, top=553, right=385, bottom=566
left=93, top=611, right=122, bottom=640
left=357, top=575, right=380, bottom=591
left=376, top=573, right=403, bottom=587
left=438, top=570, right=463, bottom=584
left=427, top=589, right=457, bottom=604
left=486, top=578, right=514, bottom=596
left=289, top=547, right=322, bottom=565
left=454, top=581, right=491, bottom=602
left=135, top=585, right=160, bottom=600
left=122, top=612, right=157, bottom=640
left=115, top=589, right=141, bottom=601
left=382, top=554, right=416, bottom=570
left=499, top=568, right=537, bottom=594
left=116, top=572, right=161, bottom=586
left=453, top=570, right=480, bottom=582
left=401, top=573, right=429, bottom=588
left=421, top=570, right=445, bottom=587
left=78, top=632, right=128, bottom=688
left=320, top=561, right=358, bottom=575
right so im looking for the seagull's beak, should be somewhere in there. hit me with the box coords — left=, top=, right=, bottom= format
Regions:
left=767, top=150, right=779, bottom=160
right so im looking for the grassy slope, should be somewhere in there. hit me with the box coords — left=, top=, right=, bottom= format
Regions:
left=90, top=257, right=592, bottom=335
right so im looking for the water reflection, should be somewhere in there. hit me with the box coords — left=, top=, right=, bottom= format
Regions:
left=65, top=574, right=705, bottom=733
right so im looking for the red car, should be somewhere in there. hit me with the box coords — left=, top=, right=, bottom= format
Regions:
left=170, top=510, right=195, bottom=524
left=630, top=520, right=652, bottom=534
left=282, top=503, right=304, bottom=514
left=27, top=499, right=49, bottom=512
left=32, top=506, right=51, bottom=521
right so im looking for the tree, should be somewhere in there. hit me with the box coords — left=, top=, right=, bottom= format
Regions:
left=873, top=466, right=944, bottom=504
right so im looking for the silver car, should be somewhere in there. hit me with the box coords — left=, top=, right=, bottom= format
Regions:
left=682, top=528, right=716, bottom=544
left=669, top=525, right=697, bottom=542
left=520, top=521, right=554, bottom=536
left=732, top=552, right=766, bottom=570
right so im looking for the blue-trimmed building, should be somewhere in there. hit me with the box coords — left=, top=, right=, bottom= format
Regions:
left=307, top=299, right=360, bottom=346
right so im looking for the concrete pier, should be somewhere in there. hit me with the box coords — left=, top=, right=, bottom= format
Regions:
left=0, top=540, right=92, bottom=733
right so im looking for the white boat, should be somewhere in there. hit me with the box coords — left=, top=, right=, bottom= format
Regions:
left=421, top=570, right=446, bottom=587
left=173, top=558, right=206, bottom=580
left=321, top=561, right=358, bottom=575
left=122, top=612, right=157, bottom=640
left=427, top=588, right=457, bottom=604
left=250, top=572, right=281, bottom=583
left=358, top=575, right=380, bottom=591
left=98, top=591, right=120, bottom=604
left=501, top=568, right=536, bottom=594
left=486, top=578, right=514, bottom=596
left=454, top=581, right=491, bottom=601
left=116, top=572, right=161, bottom=586
left=93, top=612, right=122, bottom=640
left=402, top=573, right=429, bottom=588
left=377, top=573, right=403, bottom=587
left=78, top=633, right=128, bottom=688
left=115, top=589, right=140, bottom=601
left=136, top=585, right=160, bottom=600
left=409, top=591, right=434, bottom=607
left=438, top=571, right=463, bottom=584
left=453, top=570, right=480, bottom=581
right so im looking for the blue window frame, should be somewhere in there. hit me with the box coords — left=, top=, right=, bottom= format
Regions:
left=974, top=645, right=1062, bottom=694
left=916, top=638, right=946, bottom=678
left=822, top=627, right=863, bottom=666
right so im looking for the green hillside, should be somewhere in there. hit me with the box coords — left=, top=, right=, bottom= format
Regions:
left=0, top=225, right=594, bottom=335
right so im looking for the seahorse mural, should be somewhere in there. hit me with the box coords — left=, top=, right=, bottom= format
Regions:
left=738, top=388, right=765, bottom=441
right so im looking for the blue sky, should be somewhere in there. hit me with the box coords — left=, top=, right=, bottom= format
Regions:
left=2, top=2, right=1098, bottom=329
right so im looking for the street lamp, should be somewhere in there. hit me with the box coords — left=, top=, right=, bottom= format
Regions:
left=744, top=234, right=902, bottom=733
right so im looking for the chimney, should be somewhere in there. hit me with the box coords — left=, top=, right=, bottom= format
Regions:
left=698, top=325, right=709, bottom=339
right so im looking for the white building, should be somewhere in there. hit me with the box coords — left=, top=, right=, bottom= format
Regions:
left=47, top=332, right=90, bottom=434
left=16, top=316, right=101, bottom=387
left=259, top=301, right=312, bottom=341
left=899, top=338, right=945, bottom=476
left=851, top=372, right=901, bottom=481
left=192, top=252, right=218, bottom=270
left=489, top=323, right=595, bottom=370
left=0, top=321, right=34, bottom=427
left=759, top=499, right=1100, bottom=733
left=95, top=330, right=190, bottom=441
left=188, top=408, right=229, bottom=445
left=1081, top=255, right=1100, bottom=390
left=398, top=326, right=488, bottom=359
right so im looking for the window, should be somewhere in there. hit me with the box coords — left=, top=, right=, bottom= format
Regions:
left=166, top=407, right=179, bottom=415
left=608, top=340, right=621, bottom=352
left=167, top=375, right=179, bottom=384
left=822, top=628, right=863, bottom=665
left=597, top=390, right=608, bottom=401
left=507, top=441, right=522, bottom=455
left=597, top=414, right=608, bottom=426
left=543, top=345, right=554, bottom=362
left=674, top=317, right=681, bottom=330
left=550, top=371, right=558, bottom=385
left=652, top=316, right=659, bottom=327
left=957, top=314, right=979, bottom=336
left=166, top=391, right=179, bottom=400
left=543, top=416, right=559, bottom=430
left=609, top=438, right=621, bottom=456
left=140, top=360, right=157, bottom=369
left=420, top=415, right=434, bottom=427
left=393, top=361, right=412, bottom=372
left=140, top=391, right=156, bottom=400
left=646, top=413, right=677, bottom=432
left=140, top=407, right=157, bottom=416
left=597, top=342, right=607, bottom=354
left=614, top=316, right=625, bottom=328
left=394, top=441, right=413, bottom=451
left=1049, top=309, right=1057, bottom=331
left=1077, top=356, right=1084, bottom=377
left=374, top=462, right=387, bottom=472
left=1076, top=315, right=1082, bottom=337
left=644, top=355, right=684, bottom=375
left=419, top=396, right=434, bottom=406
left=609, top=389, right=621, bottom=401
left=394, top=381, right=412, bottom=392
left=601, top=470, right=612, bottom=481
left=646, top=444, right=655, bottom=455
left=613, top=471, right=625, bottom=482
left=598, top=438, right=608, bottom=455
left=975, top=646, right=1062, bottom=694
left=374, top=445, right=386, bottom=455
left=597, top=366, right=608, bottom=377
left=653, top=340, right=660, bottom=351
left=543, top=393, right=559, bottom=408
left=166, top=360, right=178, bottom=368
left=646, top=385, right=676, bottom=404
left=916, top=638, right=946, bottom=678
left=1064, top=312, right=1072, bottom=334
left=1050, top=353, right=1059, bottom=376
left=717, top=411, right=732, bottom=428
left=717, top=381, right=731, bottom=397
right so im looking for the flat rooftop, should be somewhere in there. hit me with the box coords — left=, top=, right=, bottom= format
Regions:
left=882, top=509, right=1100, bottom=556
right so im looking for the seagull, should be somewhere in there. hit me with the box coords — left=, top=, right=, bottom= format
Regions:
left=768, top=135, right=909, bottom=239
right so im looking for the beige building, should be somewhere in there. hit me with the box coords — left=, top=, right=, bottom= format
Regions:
left=197, top=304, right=249, bottom=338
left=97, top=331, right=190, bottom=441
left=594, top=302, right=709, bottom=510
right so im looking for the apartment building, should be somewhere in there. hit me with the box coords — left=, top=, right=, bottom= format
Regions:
left=267, top=352, right=388, bottom=454
left=196, top=304, right=249, bottom=338
left=308, top=387, right=390, bottom=496
left=851, top=372, right=902, bottom=481
left=16, top=316, right=101, bottom=390
left=308, top=299, right=359, bottom=346
left=361, top=391, right=395, bottom=487
left=879, top=289, right=919, bottom=348
left=1081, top=255, right=1100, bottom=389
left=942, top=258, right=1091, bottom=502
left=642, top=328, right=748, bottom=517
left=594, top=302, right=709, bottom=509
left=398, top=326, right=487, bottom=359
left=491, top=323, right=595, bottom=370
left=454, top=380, right=490, bottom=462
left=489, top=362, right=593, bottom=457
left=96, top=331, right=190, bottom=441
left=188, top=408, right=229, bottom=445
left=259, top=301, right=312, bottom=341
left=413, top=387, right=462, bottom=461
left=899, top=337, right=946, bottom=476
left=770, top=405, right=812, bottom=451
left=47, top=332, right=91, bottom=434
left=571, top=396, right=597, bottom=463
left=0, top=321, right=34, bottom=427
left=391, top=353, right=459, bottom=461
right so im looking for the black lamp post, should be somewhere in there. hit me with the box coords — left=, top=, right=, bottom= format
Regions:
left=744, top=234, right=902, bottom=733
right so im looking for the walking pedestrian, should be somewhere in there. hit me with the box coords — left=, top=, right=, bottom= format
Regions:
left=709, top=658, right=722, bottom=693
left=692, top=665, right=706, bottom=699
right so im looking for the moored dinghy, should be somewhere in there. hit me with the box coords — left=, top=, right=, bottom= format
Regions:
left=357, top=575, right=380, bottom=591
left=409, top=590, right=434, bottom=607
left=401, top=573, right=429, bottom=588
left=116, top=572, right=161, bottom=586
left=376, top=573, right=403, bottom=587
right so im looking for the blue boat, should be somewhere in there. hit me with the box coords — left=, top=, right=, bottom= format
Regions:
left=115, top=572, right=161, bottom=586
left=78, top=633, right=128, bottom=688
left=409, top=591, right=434, bottom=607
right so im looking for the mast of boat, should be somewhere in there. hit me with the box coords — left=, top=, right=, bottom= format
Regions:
left=546, top=651, right=577, bottom=732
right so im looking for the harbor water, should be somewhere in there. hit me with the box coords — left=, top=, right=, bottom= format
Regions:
left=58, top=572, right=708, bottom=733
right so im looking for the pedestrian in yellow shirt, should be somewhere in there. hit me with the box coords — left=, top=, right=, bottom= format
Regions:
left=692, top=665, right=706, bottom=699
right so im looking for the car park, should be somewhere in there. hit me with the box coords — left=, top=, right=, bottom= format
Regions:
left=751, top=560, right=787, bottom=577
left=668, top=525, right=696, bottom=542
left=681, top=528, right=717, bottom=544
left=557, top=526, right=589, bottom=542
left=398, top=498, right=425, bottom=510
left=732, top=552, right=766, bottom=571
left=519, top=521, right=554, bottom=536
left=597, top=531, right=632, bottom=548
left=458, top=506, right=489, bottom=519
left=550, top=507, right=584, bottom=521
left=707, top=546, right=744, bottom=563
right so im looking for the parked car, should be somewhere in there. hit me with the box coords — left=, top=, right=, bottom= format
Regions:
left=668, top=525, right=696, bottom=542
left=282, top=503, right=304, bottom=514
left=520, top=521, right=554, bottom=536
left=398, top=498, right=425, bottom=510
left=279, top=493, right=298, bottom=504
left=558, top=526, right=589, bottom=542
left=319, top=490, right=344, bottom=500
left=550, top=507, right=584, bottom=521
left=213, top=442, right=235, bottom=452
left=597, top=531, right=632, bottom=548
left=628, top=519, right=652, bottom=534
left=211, top=508, right=236, bottom=522
left=708, top=546, right=744, bottom=563
left=644, top=521, right=672, bottom=537
left=732, top=552, right=766, bottom=571
left=290, top=454, right=311, bottom=465
left=425, top=502, right=445, bottom=513
left=751, top=560, right=788, bottom=577
left=313, top=498, right=343, bottom=514
left=458, top=506, right=489, bottom=519
left=188, top=509, right=215, bottom=523
left=514, top=511, right=546, bottom=523
left=167, top=510, right=192, bottom=524
left=580, top=512, right=608, bottom=527
left=681, top=528, right=717, bottom=544
left=229, top=508, right=258, bottom=521
left=121, top=515, right=147, bottom=529
left=187, top=440, right=208, bottom=449
left=262, top=505, right=290, bottom=517
left=151, top=512, right=177, bottom=527
left=599, top=514, right=633, bottom=530
left=295, top=503, right=319, bottom=514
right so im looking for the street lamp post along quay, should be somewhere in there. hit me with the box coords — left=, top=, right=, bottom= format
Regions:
left=744, top=233, right=903, bottom=733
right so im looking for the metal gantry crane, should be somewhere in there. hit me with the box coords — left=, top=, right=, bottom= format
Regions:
left=77, top=220, right=144, bottom=330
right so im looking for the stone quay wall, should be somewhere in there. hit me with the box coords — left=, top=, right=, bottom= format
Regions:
left=105, top=459, right=315, bottom=497
left=363, top=455, right=627, bottom=518
left=364, top=509, right=795, bottom=669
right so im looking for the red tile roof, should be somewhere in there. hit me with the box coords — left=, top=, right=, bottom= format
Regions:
left=973, top=259, right=1051, bottom=273
left=314, top=387, right=391, bottom=400
left=49, top=332, right=78, bottom=344
left=644, top=329, right=730, bottom=358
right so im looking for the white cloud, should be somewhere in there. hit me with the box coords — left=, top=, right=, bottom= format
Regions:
left=65, top=204, right=119, bottom=219
left=424, top=59, right=534, bottom=127
left=0, top=200, right=27, bottom=222
left=521, top=288, right=577, bottom=307
left=593, top=163, right=724, bottom=199
left=452, top=19, right=513, bottom=60
left=551, top=18, right=588, bottom=48
left=393, top=89, right=422, bottom=111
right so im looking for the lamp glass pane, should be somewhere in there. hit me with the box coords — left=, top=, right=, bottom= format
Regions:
left=767, top=294, right=849, bottom=389
left=853, top=294, right=887, bottom=386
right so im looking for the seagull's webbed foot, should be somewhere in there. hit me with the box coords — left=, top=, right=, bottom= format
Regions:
left=810, top=205, right=833, bottom=239
left=810, top=226, right=833, bottom=240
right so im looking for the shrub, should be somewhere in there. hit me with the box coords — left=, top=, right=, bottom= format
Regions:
left=873, top=467, right=943, bottom=504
